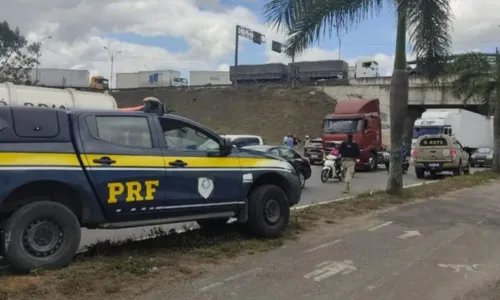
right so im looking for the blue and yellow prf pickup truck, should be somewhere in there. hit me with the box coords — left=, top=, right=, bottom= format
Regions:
left=0, top=106, right=301, bottom=272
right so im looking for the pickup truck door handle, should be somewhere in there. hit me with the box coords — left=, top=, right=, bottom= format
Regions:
left=169, top=160, right=188, bottom=167
left=93, top=156, right=116, bottom=165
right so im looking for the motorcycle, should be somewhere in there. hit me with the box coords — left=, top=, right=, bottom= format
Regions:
left=321, top=154, right=345, bottom=182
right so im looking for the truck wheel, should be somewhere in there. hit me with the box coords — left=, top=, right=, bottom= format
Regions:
left=415, top=167, right=425, bottom=179
left=298, top=171, right=306, bottom=188
left=464, top=163, right=471, bottom=175
left=246, top=185, right=290, bottom=238
left=1, top=201, right=81, bottom=273
left=453, top=162, right=463, bottom=176
left=368, top=153, right=377, bottom=171
left=197, top=218, right=230, bottom=230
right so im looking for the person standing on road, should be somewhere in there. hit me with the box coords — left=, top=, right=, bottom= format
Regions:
left=339, top=133, right=360, bottom=193
left=287, top=134, right=294, bottom=148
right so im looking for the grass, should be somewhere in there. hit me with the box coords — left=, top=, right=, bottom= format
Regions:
left=0, top=171, right=498, bottom=300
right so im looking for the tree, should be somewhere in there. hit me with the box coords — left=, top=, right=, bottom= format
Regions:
left=264, top=0, right=453, bottom=194
left=448, top=51, right=500, bottom=172
left=0, top=21, right=38, bottom=84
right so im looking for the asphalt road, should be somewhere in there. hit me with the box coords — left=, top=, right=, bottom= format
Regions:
left=146, top=177, right=500, bottom=300
left=77, top=165, right=429, bottom=249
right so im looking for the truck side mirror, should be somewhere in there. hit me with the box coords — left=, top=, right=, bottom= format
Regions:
left=220, top=137, right=233, bottom=155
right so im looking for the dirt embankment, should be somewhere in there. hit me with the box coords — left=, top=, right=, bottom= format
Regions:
left=110, top=86, right=336, bottom=144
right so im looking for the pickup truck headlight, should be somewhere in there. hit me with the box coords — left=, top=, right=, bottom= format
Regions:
left=487, top=154, right=493, bottom=159
left=471, top=154, right=476, bottom=159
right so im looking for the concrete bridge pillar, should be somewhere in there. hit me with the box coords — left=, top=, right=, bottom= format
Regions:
left=404, top=106, right=425, bottom=146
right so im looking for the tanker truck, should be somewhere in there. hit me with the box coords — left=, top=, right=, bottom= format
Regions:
left=0, top=82, right=169, bottom=114
left=0, top=82, right=117, bottom=110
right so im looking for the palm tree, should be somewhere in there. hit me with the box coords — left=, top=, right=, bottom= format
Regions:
left=448, top=50, right=500, bottom=172
left=264, top=0, right=453, bottom=194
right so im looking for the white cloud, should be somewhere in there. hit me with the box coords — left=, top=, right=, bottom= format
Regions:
left=1, top=0, right=498, bottom=87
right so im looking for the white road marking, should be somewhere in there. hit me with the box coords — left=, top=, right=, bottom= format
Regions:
left=292, top=180, right=438, bottom=211
left=437, top=263, right=480, bottom=273
left=368, top=221, right=393, bottom=232
left=198, top=268, right=262, bottom=292
left=304, top=260, right=356, bottom=282
left=223, top=268, right=262, bottom=281
left=304, top=239, right=342, bottom=253
left=198, top=282, right=224, bottom=291
left=291, top=196, right=355, bottom=211
left=397, top=230, right=421, bottom=240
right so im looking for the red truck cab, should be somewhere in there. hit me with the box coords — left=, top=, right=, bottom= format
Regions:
left=322, top=98, right=382, bottom=171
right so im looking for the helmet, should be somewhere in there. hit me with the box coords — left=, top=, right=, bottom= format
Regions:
left=142, top=96, right=164, bottom=114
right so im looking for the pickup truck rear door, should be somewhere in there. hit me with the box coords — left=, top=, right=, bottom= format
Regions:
left=75, top=112, right=167, bottom=221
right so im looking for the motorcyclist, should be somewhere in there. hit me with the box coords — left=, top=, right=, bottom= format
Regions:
left=329, top=143, right=342, bottom=171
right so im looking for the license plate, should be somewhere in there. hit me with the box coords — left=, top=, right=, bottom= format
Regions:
left=477, top=160, right=484, bottom=162
left=311, top=155, right=318, bottom=158
left=429, top=163, right=440, bottom=167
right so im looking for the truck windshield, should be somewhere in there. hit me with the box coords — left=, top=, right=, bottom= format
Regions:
left=412, top=127, right=442, bottom=139
left=323, top=119, right=361, bottom=134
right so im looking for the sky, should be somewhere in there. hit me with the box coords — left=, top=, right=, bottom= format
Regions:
left=1, top=0, right=500, bottom=87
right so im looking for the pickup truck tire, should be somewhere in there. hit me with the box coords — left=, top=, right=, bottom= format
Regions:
left=415, top=167, right=425, bottom=179
left=246, top=185, right=290, bottom=238
left=453, top=161, right=463, bottom=176
left=1, top=201, right=81, bottom=273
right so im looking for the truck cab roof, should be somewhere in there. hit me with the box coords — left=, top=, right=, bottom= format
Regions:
left=326, top=98, right=380, bottom=117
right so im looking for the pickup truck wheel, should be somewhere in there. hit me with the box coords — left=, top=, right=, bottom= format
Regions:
left=1, top=201, right=81, bottom=273
left=246, top=185, right=290, bottom=238
left=453, top=161, right=463, bottom=176
left=298, top=171, right=306, bottom=188
left=415, top=167, right=425, bottom=179
left=197, top=218, right=230, bottom=230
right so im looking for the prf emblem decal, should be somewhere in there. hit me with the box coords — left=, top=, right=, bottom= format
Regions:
left=197, top=177, right=214, bottom=199
left=107, top=180, right=159, bottom=204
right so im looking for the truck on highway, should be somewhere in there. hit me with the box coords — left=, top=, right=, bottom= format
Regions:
left=27, top=68, right=109, bottom=92
left=322, top=98, right=383, bottom=171
left=190, top=71, right=231, bottom=86
left=0, top=105, right=301, bottom=272
left=350, top=59, right=380, bottom=78
left=137, top=70, right=188, bottom=88
left=411, top=109, right=493, bottom=154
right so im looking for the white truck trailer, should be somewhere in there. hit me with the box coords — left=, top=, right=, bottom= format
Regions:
left=116, top=72, right=139, bottom=89
left=28, top=68, right=90, bottom=88
left=411, top=108, right=492, bottom=152
left=189, top=71, right=231, bottom=86
left=138, top=70, right=188, bottom=88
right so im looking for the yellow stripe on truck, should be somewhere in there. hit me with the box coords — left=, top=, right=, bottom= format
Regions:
left=0, top=152, right=80, bottom=166
left=0, top=152, right=285, bottom=169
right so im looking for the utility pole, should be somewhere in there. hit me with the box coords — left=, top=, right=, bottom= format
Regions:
left=103, top=47, right=121, bottom=88
left=234, top=25, right=239, bottom=87
left=34, top=36, right=52, bottom=83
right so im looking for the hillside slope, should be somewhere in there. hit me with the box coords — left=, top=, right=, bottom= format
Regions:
left=111, top=86, right=336, bottom=144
